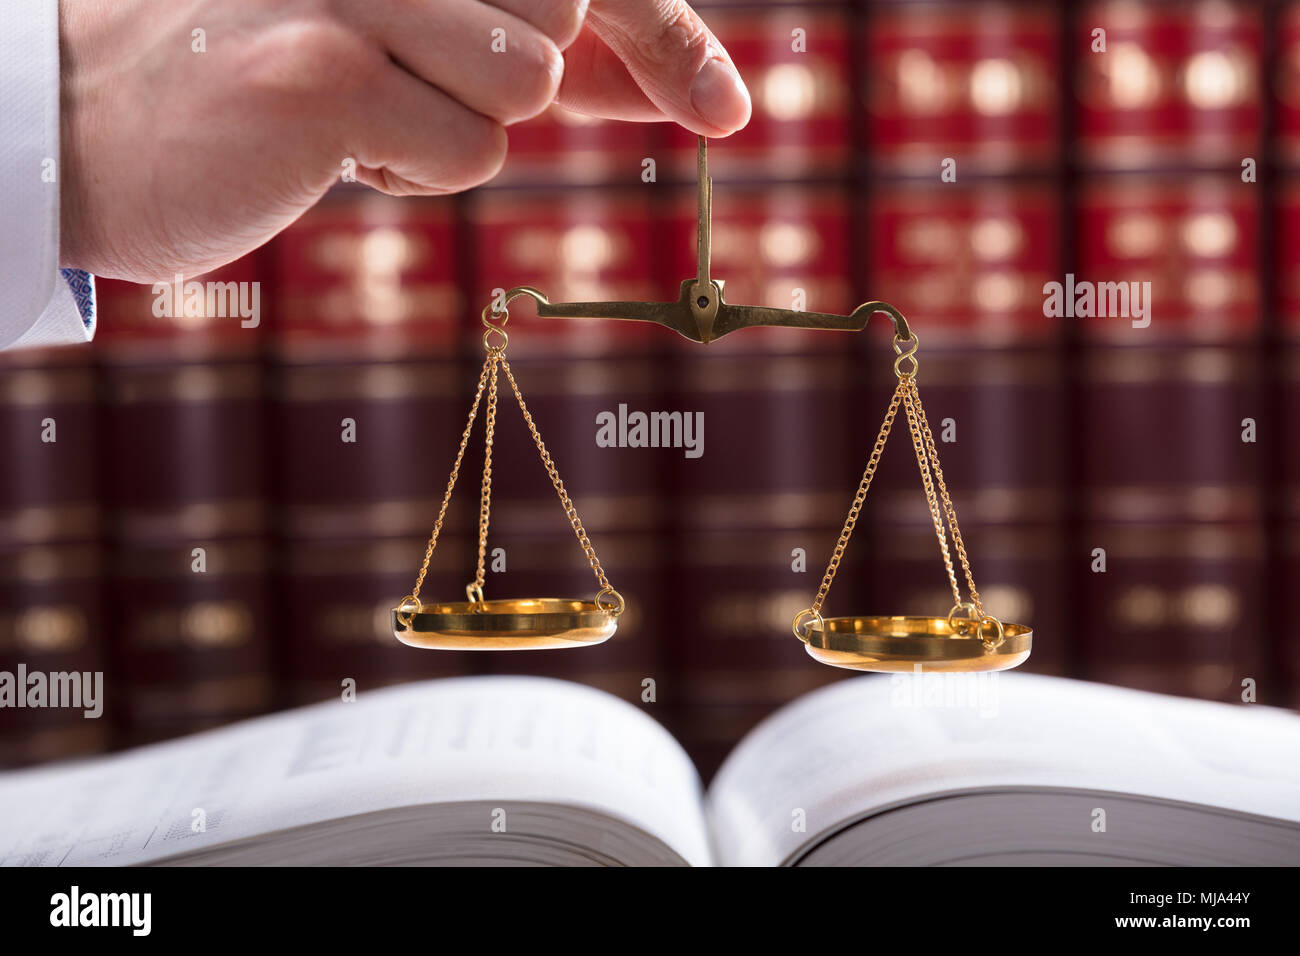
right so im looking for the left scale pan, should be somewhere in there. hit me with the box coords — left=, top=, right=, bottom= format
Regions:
left=390, top=292, right=626, bottom=652
left=392, top=597, right=621, bottom=651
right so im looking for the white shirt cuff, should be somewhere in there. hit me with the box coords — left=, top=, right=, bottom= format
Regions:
left=0, top=0, right=96, bottom=352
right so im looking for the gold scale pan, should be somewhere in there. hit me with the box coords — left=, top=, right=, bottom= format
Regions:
left=391, top=138, right=1031, bottom=673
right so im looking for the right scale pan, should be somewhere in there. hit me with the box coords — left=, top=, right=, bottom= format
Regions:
left=791, top=319, right=1034, bottom=675
left=797, top=615, right=1033, bottom=673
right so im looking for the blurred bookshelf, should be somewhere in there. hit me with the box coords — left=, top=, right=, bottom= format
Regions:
left=2, top=0, right=1292, bottom=779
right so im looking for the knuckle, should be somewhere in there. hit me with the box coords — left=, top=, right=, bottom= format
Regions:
left=647, top=6, right=712, bottom=69
left=506, top=37, right=564, bottom=123
left=447, top=120, right=508, bottom=190
left=537, top=0, right=588, bottom=47
left=247, top=21, right=374, bottom=95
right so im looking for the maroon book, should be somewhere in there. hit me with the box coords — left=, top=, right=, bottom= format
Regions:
left=1076, top=346, right=1264, bottom=697
left=1074, top=0, right=1263, bottom=171
left=1078, top=522, right=1264, bottom=701
left=99, top=361, right=267, bottom=544
left=853, top=351, right=1069, bottom=678
left=0, top=348, right=107, bottom=764
left=464, top=186, right=667, bottom=703
left=863, top=1, right=1062, bottom=175
left=1275, top=180, right=1300, bottom=704
left=106, top=538, right=273, bottom=745
left=862, top=176, right=1067, bottom=676
left=0, top=355, right=99, bottom=549
left=1074, top=175, right=1260, bottom=347
left=94, top=260, right=276, bottom=745
left=0, top=542, right=108, bottom=766
left=277, top=536, right=482, bottom=704
left=267, top=190, right=476, bottom=698
left=654, top=181, right=858, bottom=777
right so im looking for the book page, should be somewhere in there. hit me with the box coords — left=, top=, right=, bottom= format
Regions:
left=0, top=676, right=711, bottom=866
left=707, top=672, right=1300, bottom=866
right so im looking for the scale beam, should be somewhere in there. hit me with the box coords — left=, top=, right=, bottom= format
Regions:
left=498, top=138, right=913, bottom=346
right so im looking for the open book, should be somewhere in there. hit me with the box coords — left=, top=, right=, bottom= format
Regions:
left=1, top=673, right=1298, bottom=866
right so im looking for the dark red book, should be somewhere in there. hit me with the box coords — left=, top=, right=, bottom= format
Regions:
left=0, top=542, right=107, bottom=765
left=1274, top=179, right=1300, bottom=705
left=267, top=190, right=478, bottom=696
left=464, top=186, right=667, bottom=705
left=1078, top=521, right=1264, bottom=700
left=277, top=536, right=482, bottom=704
left=1276, top=3, right=1300, bottom=167
left=0, top=353, right=100, bottom=549
left=653, top=180, right=858, bottom=777
left=862, top=178, right=1068, bottom=676
left=1076, top=346, right=1264, bottom=697
left=1074, top=0, right=1263, bottom=171
left=93, top=257, right=263, bottom=365
left=865, top=179, right=1063, bottom=349
left=863, top=1, right=1062, bottom=175
left=266, top=190, right=461, bottom=364
left=94, top=260, right=276, bottom=744
left=1074, top=175, right=1259, bottom=347
left=0, top=330, right=107, bottom=765
left=106, top=538, right=273, bottom=743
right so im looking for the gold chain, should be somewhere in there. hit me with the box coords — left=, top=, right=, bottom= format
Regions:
left=401, top=301, right=622, bottom=621
left=406, top=355, right=495, bottom=608
left=901, top=379, right=964, bottom=611
left=908, top=378, right=984, bottom=617
left=809, top=377, right=907, bottom=614
left=473, top=355, right=500, bottom=594
left=796, top=336, right=999, bottom=649
left=499, top=356, right=616, bottom=598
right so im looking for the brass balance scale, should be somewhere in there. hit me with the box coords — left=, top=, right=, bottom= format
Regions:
left=391, top=138, right=1032, bottom=673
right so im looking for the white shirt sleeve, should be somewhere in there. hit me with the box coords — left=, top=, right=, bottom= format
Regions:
left=0, top=0, right=96, bottom=352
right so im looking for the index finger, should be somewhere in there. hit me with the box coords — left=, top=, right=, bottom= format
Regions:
left=576, top=0, right=751, bottom=136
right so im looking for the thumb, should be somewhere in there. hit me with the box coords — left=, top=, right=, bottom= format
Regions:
left=585, top=0, right=751, bottom=136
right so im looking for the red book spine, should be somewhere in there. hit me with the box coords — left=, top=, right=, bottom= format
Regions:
left=1076, top=347, right=1264, bottom=698
left=1074, top=176, right=1260, bottom=347
left=0, top=543, right=107, bottom=765
left=94, top=259, right=276, bottom=743
left=267, top=189, right=462, bottom=365
left=863, top=1, right=1062, bottom=175
left=1071, top=5, right=1266, bottom=697
left=0, top=357, right=101, bottom=547
left=858, top=0, right=1067, bottom=679
left=1276, top=4, right=1300, bottom=166
left=1276, top=179, right=1300, bottom=705
left=1069, top=1, right=1267, bottom=701
left=866, top=180, right=1064, bottom=350
left=108, top=540, right=273, bottom=740
left=657, top=181, right=856, bottom=777
left=1074, top=0, right=1263, bottom=171
left=466, top=187, right=667, bottom=704
left=93, top=257, right=262, bottom=364
left=0, top=350, right=108, bottom=765
left=268, top=190, right=478, bottom=699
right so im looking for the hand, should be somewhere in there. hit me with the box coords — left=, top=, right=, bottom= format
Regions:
left=58, top=0, right=752, bottom=282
